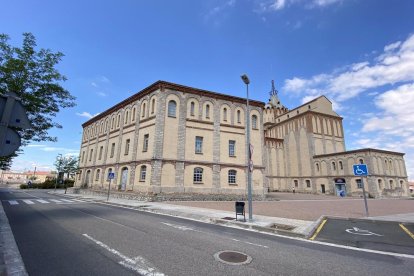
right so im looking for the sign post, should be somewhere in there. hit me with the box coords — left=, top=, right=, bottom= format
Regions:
left=107, top=172, right=115, bottom=201
left=353, top=164, right=369, bottom=217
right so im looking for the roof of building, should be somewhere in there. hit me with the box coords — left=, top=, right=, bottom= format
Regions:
left=314, top=148, right=405, bottom=158
left=82, top=80, right=265, bottom=127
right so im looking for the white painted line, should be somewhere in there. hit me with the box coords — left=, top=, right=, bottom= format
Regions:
left=36, top=199, right=49, bottom=204
left=70, top=199, right=84, bottom=202
left=22, top=200, right=35, bottom=205
left=231, top=238, right=269, bottom=248
left=82, top=234, right=165, bottom=275
left=60, top=199, right=74, bottom=203
left=50, top=199, right=62, bottom=203
left=8, top=200, right=19, bottom=205
left=161, top=222, right=196, bottom=231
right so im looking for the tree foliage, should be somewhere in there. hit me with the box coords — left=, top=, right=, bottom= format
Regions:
left=54, top=154, right=79, bottom=179
left=0, top=33, right=76, bottom=167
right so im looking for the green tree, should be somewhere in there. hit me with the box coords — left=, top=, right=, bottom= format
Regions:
left=0, top=33, right=76, bottom=167
left=54, top=154, right=79, bottom=179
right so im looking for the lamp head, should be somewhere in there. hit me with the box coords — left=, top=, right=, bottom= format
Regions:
left=241, top=74, right=250, bottom=85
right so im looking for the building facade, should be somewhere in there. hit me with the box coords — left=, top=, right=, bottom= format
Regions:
left=76, top=81, right=409, bottom=198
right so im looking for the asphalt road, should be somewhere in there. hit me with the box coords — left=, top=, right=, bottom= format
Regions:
left=1, top=188, right=414, bottom=276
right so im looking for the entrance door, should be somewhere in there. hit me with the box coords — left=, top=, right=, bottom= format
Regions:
left=121, top=168, right=128, bottom=191
left=335, top=184, right=346, bottom=197
left=321, top=184, right=325, bottom=194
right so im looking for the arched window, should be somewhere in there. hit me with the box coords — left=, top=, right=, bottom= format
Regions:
left=378, top=179, right=382, bottom=189
left=132, top=107, right=136, bottom=121
left=151, top=99, right=155, bottom=114
left=140, top=166, right=147, bottom=181
left=168, top=100, right=177, bottom=117
left=223, top=108, right=227, bottom=121
left=111, top=117, right=115, bottom=129
left=124, top=111, right=129, bottom=124
left=252, top=115, right=258, bottom=129
left=389, top=160, right=393, bottom=170
left=228, top=170, right=236, bottom=184
left=190, top=102, right=195, bottom=116
left=117, top=114, right=121, bottom=127
left=332, top=162, right=336, bottom=171
left=316, top=163, right=320, bottom=172
left=237, top=110, right=241, bottom=123
left=339, top=161, right=343, bottom=170
left=400, top=180, right=403, bottom=187
left=205, top=104, right=210, bottom=119
left=193, top=167, right=203, bottom=183
left=389, top=179, right=393, bottom=189
left=359, top=159, right=364, bottom=164
left=95, top=169, right=100, bottom=181
left=142, top=103, right=146, bottom=118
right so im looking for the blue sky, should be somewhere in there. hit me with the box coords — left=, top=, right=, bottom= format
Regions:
left=2, top=0, right=414, bottom=180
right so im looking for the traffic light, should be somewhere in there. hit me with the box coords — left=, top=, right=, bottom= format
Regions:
left=0, top=92, right=30, bottom=157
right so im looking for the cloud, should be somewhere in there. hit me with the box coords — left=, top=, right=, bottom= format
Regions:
left=76, top=111, right=99, bottom=119
left=256, top=0, right=343, bottom=12
left=204, top=0, right=236, bottom=25
left=283, top=34, right=414, bottom=102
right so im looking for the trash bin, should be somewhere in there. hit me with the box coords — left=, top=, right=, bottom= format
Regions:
left=235, top=201, right=245, bottom=222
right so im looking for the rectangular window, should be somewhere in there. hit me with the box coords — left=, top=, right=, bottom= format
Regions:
left=356, top=179, right=363, bottom=189
left=140, top=166, right=147, bottom=181
left=195, top=136, right=203, bottom=154
left=99, top=146, right=103, bottom=160
left=124, top=139, right=130, bottom=155
left=306, top=180, right=311, bottom=188
left=294, top=180, right=298, bottom=187
left=229, top=140, right=235, bottom=157
left=110, top=143, right=115, bottom=158
left=143, top=134, right=149, bottom=152
left=89, top=149, right=93, bottom=161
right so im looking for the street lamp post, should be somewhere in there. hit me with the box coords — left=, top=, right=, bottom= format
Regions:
left=241, top=74, right=253, bottom=221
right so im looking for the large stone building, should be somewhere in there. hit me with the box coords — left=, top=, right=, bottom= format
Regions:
left=76, top=81, right=409, bottom=198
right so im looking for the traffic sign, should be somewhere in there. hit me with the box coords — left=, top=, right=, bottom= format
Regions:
left=108, top=172, right=115, bottom=180
left=353, top=164, right=368, bottom=176
left=0, top=128, right=21, bottom=156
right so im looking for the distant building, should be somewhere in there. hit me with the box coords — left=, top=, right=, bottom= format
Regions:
left=76, top=81, right=409, bottom=198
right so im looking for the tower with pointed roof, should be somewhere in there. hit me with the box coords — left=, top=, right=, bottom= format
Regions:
left=263, top=80, right=288, bottom=126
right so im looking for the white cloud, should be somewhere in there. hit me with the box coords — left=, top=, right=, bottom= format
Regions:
left=204, top=0, right=236, bottom=24
left=257, top=0, right=342, bottom=12
left=76, top=111, right=99, bottom=119
left=270, top=0, right=286, bottom=10
left=283, top=34, right=414, bottom=102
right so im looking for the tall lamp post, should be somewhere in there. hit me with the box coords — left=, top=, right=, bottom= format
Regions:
left=241, top=74, right=253, bottom=221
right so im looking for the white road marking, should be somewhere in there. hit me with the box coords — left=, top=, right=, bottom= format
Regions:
left=60, top=199, right=74, bottom=203
left=161, top=222, right=197, bottom=231
left=22, top=200, right=35, bottom=205
left=8, top=200, right=19, bottom=205
left=82, top=234, right=165, bottom=275
left=231, top=238, right=268, bottom=248
left=36, top=199, right=49, bottom=204
left=49, top=199, right=62, bottom=203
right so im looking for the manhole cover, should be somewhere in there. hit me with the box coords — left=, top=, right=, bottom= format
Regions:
left=214, top=251, right=252, bottom=265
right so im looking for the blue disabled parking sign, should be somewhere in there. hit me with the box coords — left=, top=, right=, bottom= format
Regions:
left=108, top=172, right=115, bottom=180
left=353, top=164, right=368, bottom=176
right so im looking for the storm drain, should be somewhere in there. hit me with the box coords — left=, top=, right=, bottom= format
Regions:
left=214, top=251, right=252, bottom=265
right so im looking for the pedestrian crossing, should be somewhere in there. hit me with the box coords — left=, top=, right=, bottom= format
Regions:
left=4, top=198, right=85, bottom=206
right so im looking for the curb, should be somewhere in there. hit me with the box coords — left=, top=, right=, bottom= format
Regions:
left=0, top=202, right=28, bottom=275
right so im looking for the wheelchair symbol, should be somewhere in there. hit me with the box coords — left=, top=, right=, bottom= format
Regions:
left=345, top=227, right=383, bottom=236
left=355, top=166, right=366, bottom=175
